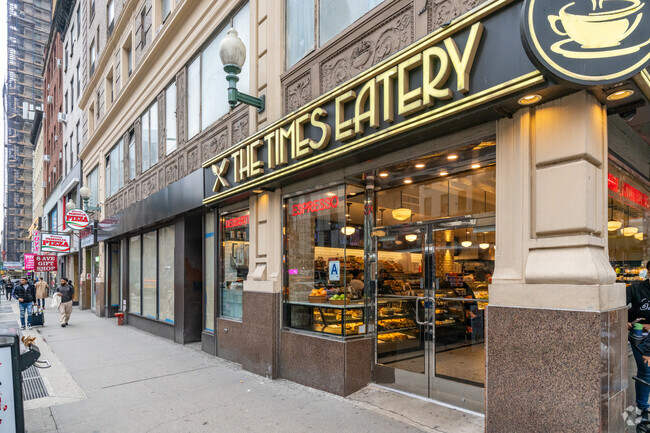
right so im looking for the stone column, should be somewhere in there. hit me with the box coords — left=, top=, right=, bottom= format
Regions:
left=486, top=91, right=627, bottom=432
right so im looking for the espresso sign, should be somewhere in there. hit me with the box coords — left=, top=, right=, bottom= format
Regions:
left=203, top=1, right=543, bottom=204
left=64, top=209, right=90, bottom=230
left=41, top=233, right=71, bottom=253
left=521, top=0, right=650, bottom=85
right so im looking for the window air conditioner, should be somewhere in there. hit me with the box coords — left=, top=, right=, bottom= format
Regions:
left=47, top=96, right=53, bottom=103
left=56, top=58, right=61, bottom=68
left=54, top=135, right=58, bottom=141
left=43, top=155, right=50, bottom=162
left=57, top=113, right=67, bottom=123
left=59, top=152, right=62, bottom=160
left=42, top=182, right=46, bottom=188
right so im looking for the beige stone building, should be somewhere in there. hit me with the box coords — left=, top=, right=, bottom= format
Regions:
left=78, top=0, right=650, bottom=430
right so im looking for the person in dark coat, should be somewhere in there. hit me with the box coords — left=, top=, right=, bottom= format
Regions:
left=56, top=278, right=75, bottom=327
left=4, top=279, right=13, bottom=301
left=13, top=277, right=36, bottom=330
left=627, top=260, right=650, bottom=421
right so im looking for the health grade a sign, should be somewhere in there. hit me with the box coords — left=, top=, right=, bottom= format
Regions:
left=65, top=209, right=90, bottom=230
left=41, top=233, right=71, bottom=253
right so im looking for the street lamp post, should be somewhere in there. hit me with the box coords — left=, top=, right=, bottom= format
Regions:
left=219, top=28, right=265, bottom=113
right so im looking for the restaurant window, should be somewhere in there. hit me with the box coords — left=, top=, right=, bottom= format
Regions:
left=165, top=81, right=177, bottom=155
left=141, top=101, right=158, bottom=172
left=220, top=209, right=249, bottom=320
left=129, top=235, right=141, bottom=314
left=105, top=139, right=124, bottom=197
left=286, top=0, right=384, bottom=68
left=608, top=161, right=649, bottom=284
left=205, top=212, right=215, bottom=331
left=186, top=3, right=249, bottom=139
left=283, top=185, right=367, bottom=336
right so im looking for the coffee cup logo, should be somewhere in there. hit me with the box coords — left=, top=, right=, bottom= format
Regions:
left=522, top=0, right=650, bottom=85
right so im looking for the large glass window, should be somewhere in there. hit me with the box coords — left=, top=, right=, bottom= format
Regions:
left=608, top=160, right=649, bottom=284
left=186, top=3, right=249, bottom=138
left=142, top=230, right=158, bottom=319
left=221, top=209, right=249, bottom=319
left=283, top=185, right=366, bottom=336
left=128, top=130, right=135, bottom=180
left=87, top=166, right=99, bottom=207
left=141, top=102, right=158, bottom=172
left=105, top=139, right=124, bottom=197
left=109, top=243, right=120, bottom=307
left=205, top=213, right=215, bottom=331
left=159, top=226, right=175, bottom=323
left=165, top=81, right=177, bottom=155
left=286, top=0, right=384, bottom=68
left=129, top=235, right=141, bottom=314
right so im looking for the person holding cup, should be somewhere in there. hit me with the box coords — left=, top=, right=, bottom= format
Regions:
left=628, top=260, right=650, bottom=421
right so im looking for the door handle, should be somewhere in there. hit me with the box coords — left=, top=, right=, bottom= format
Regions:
left=415, top=296, right=426, bottom=325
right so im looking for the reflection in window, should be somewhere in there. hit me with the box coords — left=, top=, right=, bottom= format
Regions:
left=165, top=81, right=177, bottom=155
left=129, top=236, right=141, bottom=314
left=205, top=213, right=215, bottom=331
left=221, top=210, right=249, bottom=319
left=158, top=225, right=174, bottom=323
left=142, top=231, right=158, bottom=319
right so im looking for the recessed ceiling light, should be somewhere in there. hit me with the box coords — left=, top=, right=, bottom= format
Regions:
left=379, top=172, right=389, bottom=177
left=404, top=179, right=412, bottom=184
left=471, top=163, right=481, bottom=169
left=518, top=94, right=542, bottom=105
left=447, top=154, right=458, bottom=160
left=415, top=163, right=425, bottom=169
left=326, top=192, right=336, bottom=196
left=606, top=89, right=634, bottom=101
left=439, top=171, right=448, bottom=176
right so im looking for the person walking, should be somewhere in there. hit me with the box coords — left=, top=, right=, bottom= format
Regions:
left=56, top=278, right=74, bottom=327
left=35, top=277, right=48, bottom=309
left=4, top=278, right=13, bottom=301
left=627, top=260, right=650, bottom=422
left=13, top=277, right=36, bottom=330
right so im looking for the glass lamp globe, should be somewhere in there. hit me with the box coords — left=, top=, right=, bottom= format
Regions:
left=461, top=241, right=472, bottom=248
left=607, top=220, right=622, bottom=231
left=405, top=234, right=418, bottom=242
left=79, top=185, right=92, bottom=200
left=392, top=208, right=412, bottom=221
left=621, top=226, right=639, bottom=236
left=219, top=28, right=246, bottom=69
left=341, top=226, right=355, bottom=236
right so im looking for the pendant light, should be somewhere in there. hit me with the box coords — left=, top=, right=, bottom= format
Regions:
left=392, top=190, right=412, bottom=221
left=461, top=231, right=472, bottom=248
left=635, top=232, right=644, bottom=241
left=341, top=203, right=355, bottom=235
left=405, top=234, right=418, bottom=242
left=479, top=233, right=489, bottom=249
left=607, top=198, right=622, bottom=231
left=621, top=204, right=638, bottom=236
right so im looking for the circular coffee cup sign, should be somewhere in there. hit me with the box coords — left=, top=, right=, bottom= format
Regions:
left=521, top=0, right=650, bottom=85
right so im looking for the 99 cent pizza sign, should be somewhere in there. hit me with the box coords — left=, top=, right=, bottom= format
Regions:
left=65, top=209, right=90, bottom=230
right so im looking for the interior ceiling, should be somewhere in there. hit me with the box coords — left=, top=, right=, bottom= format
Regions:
left=628, top=102, right=650, bottom=147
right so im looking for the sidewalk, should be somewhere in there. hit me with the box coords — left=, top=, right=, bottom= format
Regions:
left=17, top=302, right=483, bottom=433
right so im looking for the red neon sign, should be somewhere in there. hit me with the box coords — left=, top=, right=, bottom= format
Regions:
left=623, top=183, right=649, bottom=208
left=291, top=196, right=339, bottom=216
left=608, top=173, right=619, bottom=193
left=225, top=215, right=249, bottom=229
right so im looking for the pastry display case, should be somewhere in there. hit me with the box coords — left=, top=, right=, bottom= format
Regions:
left=376, top=297, right=421, bottom=358
left=284, top=301, right=366, bottom=337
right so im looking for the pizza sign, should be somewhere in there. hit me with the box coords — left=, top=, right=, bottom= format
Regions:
left=41, top=233, right=71, bottom=253
left=65, top=209, right=90, bottom=230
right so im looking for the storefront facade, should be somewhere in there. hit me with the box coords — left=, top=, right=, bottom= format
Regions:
left=199, top=0, right=649, bottom=430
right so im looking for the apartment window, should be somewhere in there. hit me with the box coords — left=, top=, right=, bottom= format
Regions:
left=162, top=0, right=172, bottom=22
left=76, top=122, right=80, bottom=157
left=121, top=36, right=133, bottom=80
left=105, top=70, right=114, bottom=107
left=90, top=41, right=97, bottom=75
left=89, top=103, right=95, bottom=133
left=69, top=133, right=73, bottom=169
left=64, top=143, right=68, bottom=173
left=140, top=8, right=146, bottom=47
left=128, top=130, right=135, bottom=180
left=70, top=78, right=74, bottom=106
left=286, top=0, right=384, bottom=68
left=90, top=0, right=95, bottom=20
left=64, top=92, right=68, bottom=114
left=107, top=0, right=115, bottom=36
left=165, top=81, right=176, bottom=154
left=105, top=139, right=124, bottom=197
left=76, top=6, right=80, bottom=37
left=64, top=44, right=68, bottom=71
left=187, top=3, right=249, bottom=139
left=141, top=101, right=158, bottom=172
left=87, top=166, right=99, bottom=207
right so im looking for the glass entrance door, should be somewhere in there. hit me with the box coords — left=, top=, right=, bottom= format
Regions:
left=374, top=220, right=491, bottom=413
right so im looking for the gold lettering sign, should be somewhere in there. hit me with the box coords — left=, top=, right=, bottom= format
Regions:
left=206, top=22, right=488, bottom=193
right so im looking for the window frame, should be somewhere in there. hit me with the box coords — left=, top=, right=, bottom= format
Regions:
left=218, top=206, right=250, bottom=321
left=107, top=0, right=115, bottom=36
left=165, top=80, right=177, bottom=155
left=140, top=100, right=158, bottom=172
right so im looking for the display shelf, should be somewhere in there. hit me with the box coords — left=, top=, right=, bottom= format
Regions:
left=288, top=300, right=365, bottom=309
left=377, top=327, right=418, bottom=334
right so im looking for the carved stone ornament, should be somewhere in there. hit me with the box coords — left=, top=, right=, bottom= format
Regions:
left=428, top=0, right=487, bottom=33
left=285, top=71, right=312, bottom=113
left=320, top=5, right=414, bottom=94
left=202, top=127, right=228, bottom=160
left=231, top=115, right=249, bottom=145
left=187, top=146, right=200, bottom=173
left=165, top=158, right=178, bottom=186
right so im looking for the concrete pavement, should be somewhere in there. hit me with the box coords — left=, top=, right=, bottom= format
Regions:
left=14, top=301, right=483, bottom=433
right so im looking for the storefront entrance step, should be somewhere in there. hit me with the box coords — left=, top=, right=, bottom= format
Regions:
left=349, top=384, right=483, bottom=433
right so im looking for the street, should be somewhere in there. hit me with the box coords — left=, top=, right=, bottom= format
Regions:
left=12, top=301, right=483, bottom=433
